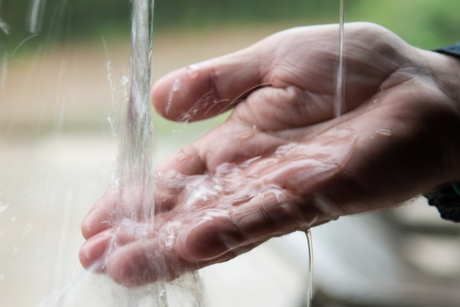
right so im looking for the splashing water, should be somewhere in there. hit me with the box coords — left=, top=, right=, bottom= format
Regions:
left=0, top=17, right=9, bottom=35
left=82, top=0, right=205, bottom=305
left=35, top=0, right=205, bottom=305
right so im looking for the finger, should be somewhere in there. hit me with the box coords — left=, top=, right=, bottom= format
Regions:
left=173, top=129, right=361, bottom=262
left=82, top=186, right=155, bottom=239
left=80, top=220, right=162, bottom=275
left=105, top=238, right=196, bottom=287
left=233, top=86, right=335, bottom=131
left=80, top=222, right=148, bottom=271
left=104, top=236, right=260, bottom=287
left=173, top=190, right=324, bottom=263
left=154, top=145, right=206, bottom=212
left=79, top=229, right=114, bottom=272
left=81, top=191, right=119, bottom=239
left=151, top=47, right=266, bottom=122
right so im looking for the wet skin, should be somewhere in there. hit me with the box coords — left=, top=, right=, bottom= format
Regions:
left=80, top=22, right=460, bottom=287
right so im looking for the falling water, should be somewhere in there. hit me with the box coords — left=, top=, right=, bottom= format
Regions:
left=33, top=0, right=205, bottom=305
left=117, top=0, right=170, bottom=305
left=304, top=229, right=313, bottom=307
left=119, top=0, right=154, bottom=185
left=334, top=0, right=346, bottom=118
left=305, top=1, right=346, bottom=306
left=0, top=0, right=9, bottom=35
left=27, top=0, right=47, bottom=34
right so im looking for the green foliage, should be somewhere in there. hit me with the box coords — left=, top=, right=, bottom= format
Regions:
left=153, top=0, right=340, bottom=28
left=1, top=0, right=459, bottom=50
left=348, top=0, right=460, bottom=48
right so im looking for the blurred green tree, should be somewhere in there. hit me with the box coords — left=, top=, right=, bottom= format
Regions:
left=1, top=0, right=459, bottom=50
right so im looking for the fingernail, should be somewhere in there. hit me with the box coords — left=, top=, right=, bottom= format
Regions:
left=79, top=232, right=112, bottom=272
left=186, top=64, right=201, bottom=79
left=176, top=150, right=190, bottom=161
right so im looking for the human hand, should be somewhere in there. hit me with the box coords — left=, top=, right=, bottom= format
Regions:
left=80, top=22, right=460, bottom=286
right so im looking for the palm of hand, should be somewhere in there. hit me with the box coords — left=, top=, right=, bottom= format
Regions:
left=80, top=23, right=460, bottom=286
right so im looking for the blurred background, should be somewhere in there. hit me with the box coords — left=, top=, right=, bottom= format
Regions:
left=1, top=0, right=460, bottom=306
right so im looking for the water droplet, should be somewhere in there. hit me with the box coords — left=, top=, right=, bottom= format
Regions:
left=186, top=64, right=201, bottom=79
left=373, top=98, right=381, bottom=104
left=275, top=143, right=298, bottom=156
left=369, top=134, right=375, bottom=139
left=313, top=194, right=341, bottom=221
left=238, top=130, right=255, bottom=140
left=376, top=129, right=392, bottom=137
left=239, top=156, right=261, bottom=167
left=11, top=217, right=16, bottom=222
left=176, top=151, right=190, bottom=162
left=0, top=204, right=8, bottom=215
left=166, top=79, right=180, bottom=115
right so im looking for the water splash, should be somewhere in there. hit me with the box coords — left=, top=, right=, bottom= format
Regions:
left=101, top=0, right=203, bottom=305
left=0, top=17, right=9, bottom=35
left=305, top=229, right=313, bottom=307
left=103, top=38, right=118, bottom=137
left=37, top=272, right=202, bottom=307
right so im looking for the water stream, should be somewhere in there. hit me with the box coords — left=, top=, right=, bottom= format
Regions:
left=304, top=230, right=313, bottom=307
left=335, top=0, right=346, bottom=118
left=305, top=2, right=346, bottom=306
left=35, top=0, right=205, bottom=305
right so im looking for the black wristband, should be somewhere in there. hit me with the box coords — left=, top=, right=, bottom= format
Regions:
left=434, top=42, right=460, bottom=59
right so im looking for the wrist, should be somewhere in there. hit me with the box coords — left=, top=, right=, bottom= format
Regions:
left=416, top=48, right=460, bottom=183
left=419, top=43, right=460, bottom=222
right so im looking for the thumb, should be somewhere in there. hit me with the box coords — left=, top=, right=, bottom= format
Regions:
left=151, top=46, right=268, bottom=122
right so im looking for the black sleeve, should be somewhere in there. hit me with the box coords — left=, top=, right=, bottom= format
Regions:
left=426, top=184, right=460, bottom=223
left=435, top=42, right=460, bottom=59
